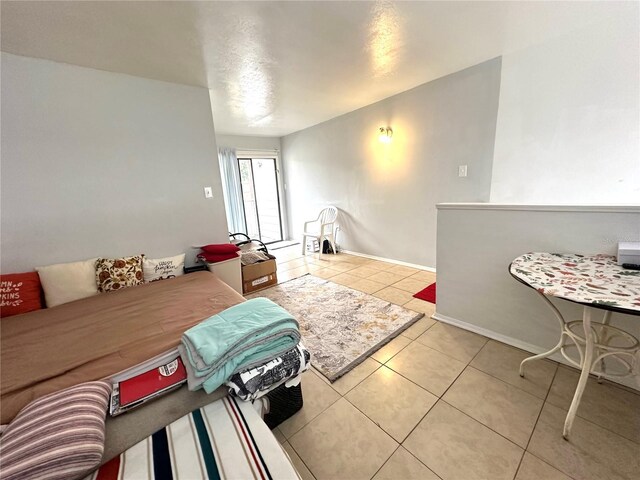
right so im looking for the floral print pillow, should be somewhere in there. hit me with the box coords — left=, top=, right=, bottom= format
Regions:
left=95, top=255, right=144, bottom=293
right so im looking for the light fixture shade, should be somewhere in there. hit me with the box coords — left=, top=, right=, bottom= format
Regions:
left=378, top=127, right=393, bottom=143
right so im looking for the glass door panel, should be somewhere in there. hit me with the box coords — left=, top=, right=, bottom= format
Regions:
left=237, top=157, right=283, bottom=244
left=238, top=159, right=260, bottom=239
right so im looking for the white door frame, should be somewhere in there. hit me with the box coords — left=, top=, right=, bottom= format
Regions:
left=236, top=149, right=289, bottom=242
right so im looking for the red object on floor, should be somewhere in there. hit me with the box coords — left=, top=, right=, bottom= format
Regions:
left=413, top=282, right=436, bottom=304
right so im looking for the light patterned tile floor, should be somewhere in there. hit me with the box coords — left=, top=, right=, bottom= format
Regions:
left=266, top=246, right=640, bottom=480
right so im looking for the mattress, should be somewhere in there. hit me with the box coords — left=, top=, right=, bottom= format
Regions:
left=85, top=395, right=300, bottom=480
left=0, top=271, right=244, bottom=424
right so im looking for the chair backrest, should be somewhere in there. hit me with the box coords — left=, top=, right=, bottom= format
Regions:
left=319, top=206, right=338, bottom=224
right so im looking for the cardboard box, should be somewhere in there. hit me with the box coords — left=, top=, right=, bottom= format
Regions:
left=242, top=258, right=278, bottom=294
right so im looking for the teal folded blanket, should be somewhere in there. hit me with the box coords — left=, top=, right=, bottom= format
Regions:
left=180, top=298, right=300, bottom=393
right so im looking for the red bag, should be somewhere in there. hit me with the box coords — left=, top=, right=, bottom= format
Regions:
left=200, top=244, right=240, bottom=254
left=198, top=243, right=240, bottom=263
left=197, top=251, right=239, bottom=263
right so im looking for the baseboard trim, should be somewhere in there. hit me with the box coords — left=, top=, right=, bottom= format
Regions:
left=341, top=250, right=436, bottom=272
left=432, top=312, right=640, bottom=391
left=435, top=203, right=640, bottom=213
left=432, top=312, right=545, bottom=354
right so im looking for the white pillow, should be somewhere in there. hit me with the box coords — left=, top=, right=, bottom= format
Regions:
left=143, top=253, right=185, bottom=282
left=36, top=258, right=99, bottom=307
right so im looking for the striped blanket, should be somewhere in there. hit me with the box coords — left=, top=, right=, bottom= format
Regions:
left=84, top=396, right=300, bottom=480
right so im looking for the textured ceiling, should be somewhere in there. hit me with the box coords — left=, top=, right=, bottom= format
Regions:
left=0, top=1, right=627, bottom=136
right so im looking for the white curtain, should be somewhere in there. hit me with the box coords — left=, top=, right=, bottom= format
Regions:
left=218, top=147, right=246, bottom=234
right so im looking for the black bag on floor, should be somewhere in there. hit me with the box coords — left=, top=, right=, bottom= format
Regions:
left=264, top=383, right=304, bottom=429
left=322, top=239, right=336, bottom=254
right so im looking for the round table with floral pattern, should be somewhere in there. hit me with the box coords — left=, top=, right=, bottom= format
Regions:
left=509, top=252, right=640, bottom=439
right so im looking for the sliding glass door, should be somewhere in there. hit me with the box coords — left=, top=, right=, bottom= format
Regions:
left=237, top=157, right=284, bottom=244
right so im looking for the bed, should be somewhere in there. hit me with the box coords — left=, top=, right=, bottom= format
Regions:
left=1, top=269, right=306, bottom=475
left=0, top=271, right=244, bottom=425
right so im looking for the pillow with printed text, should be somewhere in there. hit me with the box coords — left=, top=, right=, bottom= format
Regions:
left=143, top=253, right=185, bottom=282
left=0, top=272, right=43, bottom=317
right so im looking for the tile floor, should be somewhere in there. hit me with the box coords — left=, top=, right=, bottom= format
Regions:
left=266, top=246, right=640, bottom=480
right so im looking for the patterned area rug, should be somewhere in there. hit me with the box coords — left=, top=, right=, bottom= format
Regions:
left=247, top=275, right=423, bottom=381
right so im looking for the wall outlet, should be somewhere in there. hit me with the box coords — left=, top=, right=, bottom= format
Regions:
left=458, top=165, right=468, bottom=177
left=204, top=186, right=213, bottom=198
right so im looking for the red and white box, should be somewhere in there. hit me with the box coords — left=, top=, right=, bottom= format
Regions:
left=109, top=349, right=187, bottom=416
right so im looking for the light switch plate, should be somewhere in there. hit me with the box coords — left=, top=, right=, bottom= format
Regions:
left=458, top=165, right=468, bottom=177
left=204, top=187, right=213, bottom=198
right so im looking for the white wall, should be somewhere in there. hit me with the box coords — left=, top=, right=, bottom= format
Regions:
left=281, top=59, right=502, bottom=268
left=1, top=53, right=228, bottom=272
left=435, top=204, right=640, bottom=390
left=491, top=5, right=640, bottom=204
left=215, top=134, right=281, bottom=152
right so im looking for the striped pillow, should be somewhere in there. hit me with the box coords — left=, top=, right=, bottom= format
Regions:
left=0, top=381, right=111, bottom=480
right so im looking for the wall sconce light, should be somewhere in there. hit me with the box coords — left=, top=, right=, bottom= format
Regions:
left=378, top=127, right=393, bottom=143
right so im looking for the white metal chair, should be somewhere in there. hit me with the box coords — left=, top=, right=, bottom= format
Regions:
left=301, top=206, right=338, bottom=255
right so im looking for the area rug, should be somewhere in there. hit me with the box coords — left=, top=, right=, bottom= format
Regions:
left=414, top=282, right=436, bottom=304
left=246, top=275, right=423, bottom=381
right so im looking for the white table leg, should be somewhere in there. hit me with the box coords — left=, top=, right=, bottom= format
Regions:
left=563, top=307, right=594, bottom=439
left=519, top=337, right=564, bottom=377
left=520, top=292, right=567, bottom=377
left=597, top=311, right=612, bottom=383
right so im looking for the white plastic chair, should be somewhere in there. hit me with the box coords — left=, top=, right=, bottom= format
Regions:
left=302, top=206, right=338, bottom=255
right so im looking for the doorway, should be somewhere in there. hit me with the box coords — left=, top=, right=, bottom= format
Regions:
left=237, top=157, right=284, bottom=244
